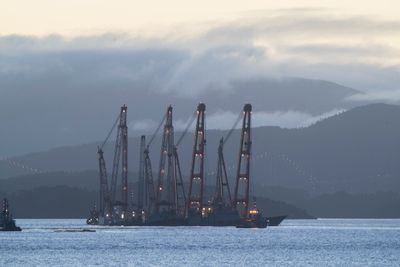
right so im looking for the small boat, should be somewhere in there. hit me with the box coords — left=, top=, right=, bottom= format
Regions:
left=236, top=201, right=267, bottom=229
left=0, top=198, right=22, bottom=232
left=86, top=204, right=99, bottom=225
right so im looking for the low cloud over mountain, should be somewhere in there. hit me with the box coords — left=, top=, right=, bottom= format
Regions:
left=1, top=9, right=399, bottom=156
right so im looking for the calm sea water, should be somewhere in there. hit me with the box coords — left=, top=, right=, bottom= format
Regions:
left=1, top=219, right=399, bottom=266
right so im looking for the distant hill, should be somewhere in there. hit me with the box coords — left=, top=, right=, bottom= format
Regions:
left=0, top=170, right=312, bottom=218
left=254, top=185, right=400, bottom=218
left=0, top=186, right=97, bottom=218
left=305, top=191, right=400, bottom=218
left=0, top=184, right=313, bottom=219
left=1, top=171, right=399, bottom=218
left=0, top=171, right=99, bottom=192
left=1, top=103, right=400, bottom=195
left=230, top=77, right=358, bottom=114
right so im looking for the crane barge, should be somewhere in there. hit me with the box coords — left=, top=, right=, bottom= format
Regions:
left=88, top=103, right=280, bottom=227
left=87, top=105, right=132, bottom=225
left=145, top=105, right=187, bottom=225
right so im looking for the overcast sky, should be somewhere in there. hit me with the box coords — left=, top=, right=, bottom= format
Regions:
left=0, top=1, right=400, bottom=157
left=2, top=1, right=400, bottom=35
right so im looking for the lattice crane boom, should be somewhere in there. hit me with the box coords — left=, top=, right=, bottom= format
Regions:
left=108, top=105, right=128, bottom=215
left=137, top=136, right=146, bottom=212
left=155, top=106, right=174, bottom=211
left=233, top=104, right=252, bottom=217
left=98, top=147, right=109, bottom=216
left=120, top=105, right=128, bottom=213
left=187, top=103, right=206, bottom=212
left=144, top=147, right=156, bottom=213
left=173, top=146, right=187, bottom=216
left=213, top=137, right=232, bottom=208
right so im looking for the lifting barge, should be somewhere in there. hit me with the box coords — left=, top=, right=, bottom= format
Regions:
left=87, top=103, right=281, bottom=228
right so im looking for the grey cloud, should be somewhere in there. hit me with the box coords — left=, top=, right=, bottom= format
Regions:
left=0, top=46, right=360, bottom=157
left=347, top=90, right=400, bottom=103
left=130, top=119, right=158, bottom=132
left=205, top=109, right=345, bottom=129
left=199, top=10, right=400, bottom=69
left=0, top=33, right=150, bottom=53
left=204, top=11, right=400, bottom=42
left=161, top=45, right=267, bottom=96
left=130, top=109, right=345, bottom=132
left=283, top=44, right=400, bottom=59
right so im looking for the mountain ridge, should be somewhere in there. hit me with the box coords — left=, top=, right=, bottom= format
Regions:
left=1, top=103, right=399, bottom=195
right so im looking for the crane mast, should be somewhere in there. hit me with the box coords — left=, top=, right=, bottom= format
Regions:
left=155, top=106, right=174, bottom=211
left=233, top=104, right=252, bottom=217
left=137, top=136, right=146, bottom=213
left=153, top=105, right=187, bottom=216
left=109, top=105, right=129, bottom=218
left=213, top=137, right=232, bottom=208
left=138, top=135, right=157, bottom=216
left=144, top=147, right=156, bottom=214
left=109, top=122, right=121, bottom=207
left=120, top=106, right=128, bottom=214
left=98, top=147, right=109, bottom=216
left=173, top=146, right=186, bottom=216
left=187, top=103, right=206, bottom=213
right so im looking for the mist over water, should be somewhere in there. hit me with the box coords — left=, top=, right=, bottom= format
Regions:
left=1, top=219, right=399, bottom=266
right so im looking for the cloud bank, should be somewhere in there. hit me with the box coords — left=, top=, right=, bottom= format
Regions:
left=1, top=9, right=400, bottom=94
left=0, top=8, right=399, bottom=156
left=131, top=109, right=346, bottom=133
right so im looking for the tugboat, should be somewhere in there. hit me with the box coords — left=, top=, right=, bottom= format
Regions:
left=0, top=198, right=22, bottom=231
left=236, top=200, right=267, bottom=229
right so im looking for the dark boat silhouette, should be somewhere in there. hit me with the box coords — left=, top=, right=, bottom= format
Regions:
left=86, top=204, right=99, bottom=225
left=0, top=198, right=22, bottom=232
left=236, top=201, right=268, bottom=229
